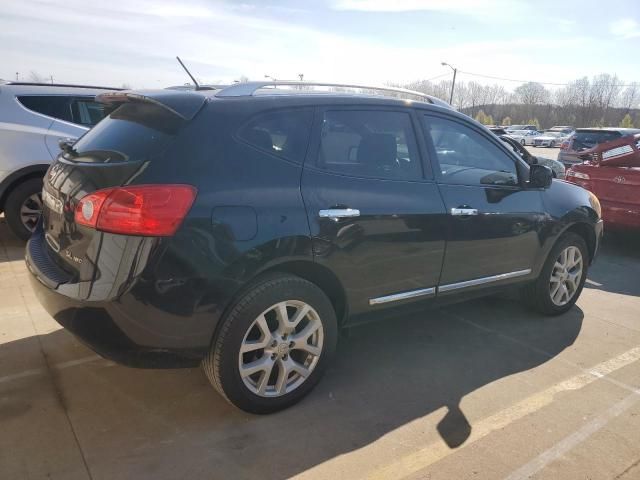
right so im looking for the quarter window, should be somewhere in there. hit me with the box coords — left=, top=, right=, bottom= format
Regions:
left=423, top=115, right=518, bottom=186
left=237, top=109, right=313, bottom=164
left=317, top=110, right=422, bottom=180
left=70, top=98, right=106, bottom=126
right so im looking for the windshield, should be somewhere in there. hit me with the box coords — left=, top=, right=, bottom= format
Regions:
left=572, top=130, right=622, bottom=150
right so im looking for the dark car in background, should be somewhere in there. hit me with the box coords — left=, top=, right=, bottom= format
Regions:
left=26, top=82, right=602, bottom=413
left=559, top=128, right=640, bottom=168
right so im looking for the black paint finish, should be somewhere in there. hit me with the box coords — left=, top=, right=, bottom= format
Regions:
left=26, top=91, right=602, bottom=367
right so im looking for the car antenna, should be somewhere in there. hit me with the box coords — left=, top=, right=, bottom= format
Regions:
left=176, top=56, right=201, bottom=90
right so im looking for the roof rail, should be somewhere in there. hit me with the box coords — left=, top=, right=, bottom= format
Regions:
left=214, top=80, right=451, bottom=108
left=5, top=82, right=123, bottom=91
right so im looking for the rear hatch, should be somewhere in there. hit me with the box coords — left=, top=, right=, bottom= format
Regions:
left=39, top=90, right=206, bottom=280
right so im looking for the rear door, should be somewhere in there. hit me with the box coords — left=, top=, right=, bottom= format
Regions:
left=301, top=107, right=447, bottom=317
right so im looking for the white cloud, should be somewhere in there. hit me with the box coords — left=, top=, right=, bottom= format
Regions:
left=0, top=0, right=623, bottom=89
left=609, top=18, right=640, bottom=38
left=332, top=0, right=510, bottom=14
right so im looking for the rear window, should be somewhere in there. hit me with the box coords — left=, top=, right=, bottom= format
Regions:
left=572, top=131, right=622, bottom=151
left=237, top=109, right=313, bottom=164
left=71, top=103, right=179, bottom=163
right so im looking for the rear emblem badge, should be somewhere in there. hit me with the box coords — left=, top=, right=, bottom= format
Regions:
left=614, top=176, right=626, bottom=184
left=64, top=250, right=83, bottom=265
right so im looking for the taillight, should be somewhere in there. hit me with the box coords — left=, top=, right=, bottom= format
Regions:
left=560, top=141, right=569, bottom=150
left=75, top=185, right=197, bottom=236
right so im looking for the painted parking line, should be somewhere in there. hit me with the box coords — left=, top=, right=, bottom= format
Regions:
left=504, top=392, right=640, bottom=480
left=365, top=345, right=640, bottom=480
left=0, top=354, right=102, bottom=385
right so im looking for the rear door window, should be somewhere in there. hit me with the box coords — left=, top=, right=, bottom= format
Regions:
left=316, top=110, right=422, bottom=181
left=237, top=109, right=314, bottom=164
left=17, top=95, right=73, bottom=123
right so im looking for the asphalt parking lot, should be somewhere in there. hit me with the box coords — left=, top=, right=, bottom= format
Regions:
left=527, top=145, right=561, bottom=161
left=2, top=218, right=640, bottom=480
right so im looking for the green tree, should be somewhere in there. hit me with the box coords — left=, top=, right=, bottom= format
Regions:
left=502, top=116, right=512, bottom=126
left=526, top=118, right=541, bottom=130
left=486, top=115, right=494, bottom=126
left=475, top=110, right=487, bottom=124
left=620, top=113, right=634, bottom=128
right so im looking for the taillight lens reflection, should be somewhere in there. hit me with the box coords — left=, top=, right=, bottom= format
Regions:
left=74, top=185, right=197, bottom=236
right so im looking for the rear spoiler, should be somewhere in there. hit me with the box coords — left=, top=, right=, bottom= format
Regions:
left=577, top=133, right=640, bottom=167
left=96, top=90, right=207, bottom=121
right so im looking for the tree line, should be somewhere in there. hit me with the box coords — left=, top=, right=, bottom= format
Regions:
left=396, top=74, right=640, bottom=129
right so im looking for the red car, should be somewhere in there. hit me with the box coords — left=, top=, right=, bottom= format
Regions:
left=565, top=133, right=640, bottom=230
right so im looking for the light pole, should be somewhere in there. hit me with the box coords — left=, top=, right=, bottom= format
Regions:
left=441, top=62, right=457, bottom=106
left=264, top=74, right=276, bottom=82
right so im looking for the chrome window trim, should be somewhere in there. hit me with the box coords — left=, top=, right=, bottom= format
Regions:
left=438, top=269, right=531, bottom=293
left=369, top=287, right=436, bottom=305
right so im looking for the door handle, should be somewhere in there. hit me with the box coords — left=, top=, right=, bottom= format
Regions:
left=319, top=208, right=360, bottom=220
left=451, top=207, right=478, bottom=216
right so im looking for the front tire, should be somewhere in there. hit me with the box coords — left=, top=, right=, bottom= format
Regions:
left=520, top=139, right=526, bottom=145
left=202, top=274, right=338, bottom=413
left=523, top=232, right=588, bottom=315
left=5, top=178, right=43, bottom=241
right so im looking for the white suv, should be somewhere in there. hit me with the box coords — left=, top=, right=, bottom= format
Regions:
left=0, top=82, right=114, bottom=239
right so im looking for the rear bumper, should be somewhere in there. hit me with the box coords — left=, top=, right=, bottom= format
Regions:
left=25, top=231, right=212, bottom=368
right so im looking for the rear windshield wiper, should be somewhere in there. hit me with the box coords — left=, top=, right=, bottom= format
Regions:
left=58, top=138, right=78, bottom=158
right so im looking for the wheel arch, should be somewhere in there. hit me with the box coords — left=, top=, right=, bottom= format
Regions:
left=563, top=221, right=597, bottom=264
left=261, top=260, right=348, bottom=328
left=0, top=164, right=49, bottom=211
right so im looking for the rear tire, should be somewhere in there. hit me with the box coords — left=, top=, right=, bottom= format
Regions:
left=5, top=178, right=43, bottom=241
left=202, top=273, right=338, bottom=413
left=523, top=232, right=588, bottom=315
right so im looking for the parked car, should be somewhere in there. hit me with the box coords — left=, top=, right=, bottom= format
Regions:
left=548, top=125, right=575, bottom=135
left=499, top=135, right=565, bottom=178
left=0, top=82, right=114, bottom=239
left=26, top=82, right=602, bottom=413
left=559, top=128, right=640, bottom=168
left=565, top=133, right=640, bottom=230
left=507, top=129, right=540, bottom=146
left=506, top=124, right=539, bottom=132
left=533, top=131, right=569, bottom=148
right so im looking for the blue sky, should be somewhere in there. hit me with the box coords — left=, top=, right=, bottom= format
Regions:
left=2, top=0, right=639, bottom=90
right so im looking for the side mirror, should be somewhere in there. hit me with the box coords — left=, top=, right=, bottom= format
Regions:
left=529, top=164, right=553, bottom=188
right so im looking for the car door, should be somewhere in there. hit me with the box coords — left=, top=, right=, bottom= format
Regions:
left=301, top=107, right=447, bottom=318
left=421, top=112, right=546, bottom=293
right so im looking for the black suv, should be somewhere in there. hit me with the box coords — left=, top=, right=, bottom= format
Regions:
left=26, top=83, right=603, bottom=413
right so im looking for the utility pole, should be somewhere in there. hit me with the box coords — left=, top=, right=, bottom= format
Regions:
left=441, top=62, right=457, bottom=106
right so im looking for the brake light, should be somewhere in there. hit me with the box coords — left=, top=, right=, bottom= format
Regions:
left=75, top=185, right=197, bottom=236
left=560, top=141, right=570, bottom=150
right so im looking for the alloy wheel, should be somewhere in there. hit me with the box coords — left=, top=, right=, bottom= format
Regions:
left=549, top=246, right=583, bottom=306
left=238, top=300, right=324, bottom=397
left=20, top=193, right=43, bottom=232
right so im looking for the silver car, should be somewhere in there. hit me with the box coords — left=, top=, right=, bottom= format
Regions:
left=0, top=82, right=112, bottom=239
